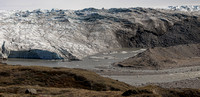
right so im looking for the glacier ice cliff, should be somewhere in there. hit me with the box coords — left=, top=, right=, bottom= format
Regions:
left=0, top=9, right=121, bottom=60
left=0, top=8, right=200, bottom=61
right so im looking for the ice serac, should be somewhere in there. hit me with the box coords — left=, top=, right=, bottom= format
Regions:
left=0, top=8, right=200, bottom=61
left=168, top=5, right=200, bottom=11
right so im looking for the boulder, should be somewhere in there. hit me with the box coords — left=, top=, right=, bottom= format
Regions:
left=25, top=88, right=37, bottom=95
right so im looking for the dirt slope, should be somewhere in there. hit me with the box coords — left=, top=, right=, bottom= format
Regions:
left=114, top=43, right=200, bottom=69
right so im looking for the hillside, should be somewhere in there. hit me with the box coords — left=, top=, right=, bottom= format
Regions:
left=113, top=43, right=200, bottom=69
left=1, top=64, right=200, bottom=97
left=0, top=8, right=200, bottom=60
left=0, top=63, right=132, bottom=91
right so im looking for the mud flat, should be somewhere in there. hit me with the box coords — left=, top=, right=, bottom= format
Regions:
left=101, top=67, right=200, bottom=87
left=103, top=43, right=200, bottom=88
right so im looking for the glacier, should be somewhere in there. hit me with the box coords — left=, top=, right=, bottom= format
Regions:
left=0, top=9, right=121, bottom=60
left=0, top=8, right=200, bottom=61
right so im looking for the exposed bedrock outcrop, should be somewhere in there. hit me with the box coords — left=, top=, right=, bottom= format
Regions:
left=113, top=43, right=200, bottom=69
left=0, top=8, right=200, bottom=60
left=116, top=15, right=200, bottom=48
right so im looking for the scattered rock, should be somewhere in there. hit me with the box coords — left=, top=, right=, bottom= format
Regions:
left=25, top=89, right=37, bottom=95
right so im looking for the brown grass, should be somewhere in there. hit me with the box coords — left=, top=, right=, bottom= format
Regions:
left=1, top=85, right=200, bottom=97
left=0, top=64, right=133, bottom=91
left=1, top=64, right=200, bottom=97
left=0, top=85, right=123, bottom=97
left=122, top=85, right=200, bottom=97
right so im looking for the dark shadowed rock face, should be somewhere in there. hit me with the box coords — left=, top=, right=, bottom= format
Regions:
left=113, top=43, right=200, bottom=69
left=115, top=16, right=200, bottom=48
